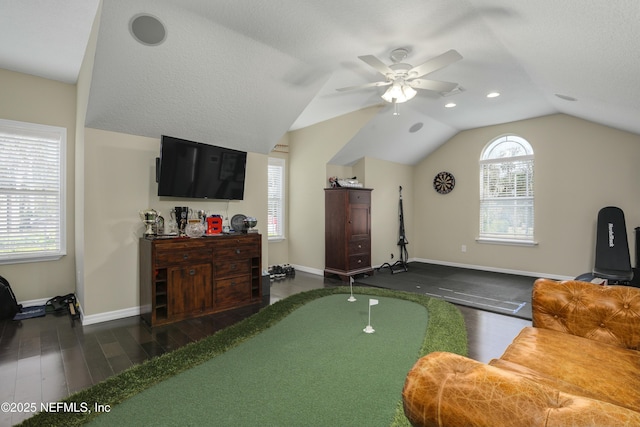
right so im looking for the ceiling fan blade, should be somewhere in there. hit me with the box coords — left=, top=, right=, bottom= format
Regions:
left=358, top=55, right=394, bottom=76
left=408, top=79, right=459, bottom=93
left=336, top=81, right=391, bottom=92
left=408, top=49, right=462, bottom=78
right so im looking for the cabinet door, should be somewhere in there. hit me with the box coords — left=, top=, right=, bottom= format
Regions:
left=348, top=204, right=371, bottom=240
left=168, top=263, right=213, bottom=317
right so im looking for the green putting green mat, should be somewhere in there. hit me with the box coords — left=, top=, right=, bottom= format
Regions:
left=89, top=295, right=428, bottom=427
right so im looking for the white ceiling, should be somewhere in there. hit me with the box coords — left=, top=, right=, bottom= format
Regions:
left=2, top=0, right=639, bottom=165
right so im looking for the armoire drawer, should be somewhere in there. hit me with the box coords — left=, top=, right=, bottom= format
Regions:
left=348, top=239, right=370, bottom=255
left=349, top=190, right=371, bottom=205
left=348, top=253, right=370, bottom=270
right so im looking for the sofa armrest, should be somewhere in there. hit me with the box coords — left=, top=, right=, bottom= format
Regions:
left=532, top=279, right=640, bottom=350
left=402, top=352, right=640, bottom=427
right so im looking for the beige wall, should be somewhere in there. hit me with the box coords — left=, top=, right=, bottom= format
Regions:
left=81, top=128, right=268, bottom=318
left=0, top=68, right=77, bottom=302
left=413, top=114, right=640, bottom=278
left=287, top=106, right=382, bottom=272
left=360, top=157, right=413, bottom=267
left=286, top=106, right=414, bottom=272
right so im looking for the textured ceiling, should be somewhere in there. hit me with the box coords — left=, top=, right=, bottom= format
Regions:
left=1, top=0, right=639, bottom=165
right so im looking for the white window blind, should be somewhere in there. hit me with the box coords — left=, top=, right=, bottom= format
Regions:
left=0, top=119, right=66, bottom=264
left=267, top=157, right=285, bottom=240
left=479, top=135, right=534, bottom=243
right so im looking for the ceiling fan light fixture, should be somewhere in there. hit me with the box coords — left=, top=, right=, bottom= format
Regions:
left=381, top=83, right=417, bottom=103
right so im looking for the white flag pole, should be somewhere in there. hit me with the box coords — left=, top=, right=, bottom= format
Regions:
left=348, top=277, right=356, bottom=302
left=363, top=299, right=378, bottom=333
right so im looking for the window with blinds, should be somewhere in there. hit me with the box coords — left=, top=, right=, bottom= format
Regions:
left=267, top=157, right=285, bottom=240
left=0, top=119, right=66, bottom=264
left=479, top=135, right=534, bottom=243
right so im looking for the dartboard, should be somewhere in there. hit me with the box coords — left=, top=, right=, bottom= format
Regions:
left=433, top=171, right=455, bottom=194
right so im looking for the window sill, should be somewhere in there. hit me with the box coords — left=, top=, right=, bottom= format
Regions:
left=0, top=253, right=65, bottom=265
left=268, top=237, right=286, bottom=243
left=476, top=237, right=538, bottom=247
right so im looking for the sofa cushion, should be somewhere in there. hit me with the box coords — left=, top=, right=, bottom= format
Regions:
left=532, top=279, right=640, bottom=350
left=403, top=352, right=640, bottom=427
left=489, top=358, right=609, bottom=402
left=497, top=326, right=640, bottom=412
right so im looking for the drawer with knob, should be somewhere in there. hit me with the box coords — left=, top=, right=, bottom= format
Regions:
left=215, top=276, right=251, bottom=308
left=155, top=248, right=211, bottom=266
left=213, top=258, right=251, bottom=278
left=214, top=243, right=260, bottom=259
left=348, top=253, right=370, bottom=270
left=348, top=239, right=370, bottom=255
left=349, top=190, right=371, bottom=205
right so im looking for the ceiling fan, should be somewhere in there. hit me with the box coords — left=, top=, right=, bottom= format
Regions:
left=337, top=48, right=462, bottom=107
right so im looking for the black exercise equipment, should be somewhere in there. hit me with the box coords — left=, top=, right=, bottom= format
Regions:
left=46, top=293, right=81, bottom=326
left=378, top=186, right=408, bottom=274
left=577, top=206, right=633, bottom=284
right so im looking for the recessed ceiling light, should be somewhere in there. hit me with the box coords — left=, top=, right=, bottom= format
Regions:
left=486, top=92, right=501, bottom=98
left=130, top=14, right=166, bottom=46
left=555, top=94, right=578, bottom=102
left=444, top=102, right=457, bottom=108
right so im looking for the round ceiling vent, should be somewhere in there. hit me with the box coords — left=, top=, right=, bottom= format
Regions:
left=130, top=14, right=166, bottom=46
left=555, top=93, right=578, bottom=102
left=409, top=122, right=424, bottom=133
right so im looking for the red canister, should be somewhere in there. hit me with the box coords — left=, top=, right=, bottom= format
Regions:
left=206, top=216, right=223, bottom=234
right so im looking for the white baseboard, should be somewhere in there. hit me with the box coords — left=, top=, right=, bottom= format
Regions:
left=81, top=306, right=140, bottom=326
left=18, top=295, right=139, bottom=326
left=290, top=264, right=324, bottom=276
left=411, top=258, right=574, bottom=281
left=18, top=297, right=51, bottom=307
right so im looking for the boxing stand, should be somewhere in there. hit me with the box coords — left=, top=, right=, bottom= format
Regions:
left=378, top=186, right=408, bottom=274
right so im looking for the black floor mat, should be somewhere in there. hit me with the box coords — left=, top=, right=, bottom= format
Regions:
left=355, top=262, right=534, bottom=320
left=13, top=305, right=47, bottom=321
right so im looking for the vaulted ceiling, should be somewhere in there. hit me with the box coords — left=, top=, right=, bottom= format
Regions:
left=2, top=0, right=639, bottom=165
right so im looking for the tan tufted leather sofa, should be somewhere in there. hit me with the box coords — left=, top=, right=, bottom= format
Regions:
left=402, top=278, right=640, bottom=427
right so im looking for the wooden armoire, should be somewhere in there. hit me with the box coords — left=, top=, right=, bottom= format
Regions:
left=324, top=187, right=373, bottom=281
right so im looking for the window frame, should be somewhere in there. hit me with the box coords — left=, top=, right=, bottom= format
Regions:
left=0, top=118, right=67, bottom=264
left=478, top=135, right=536, bottom=246
left=267, top=157, right=285, bottom=241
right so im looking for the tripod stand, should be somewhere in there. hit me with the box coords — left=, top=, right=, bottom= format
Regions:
left=378, top=186, right=408, bottom=274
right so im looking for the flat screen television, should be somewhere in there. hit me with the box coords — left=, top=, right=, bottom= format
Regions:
left=157, top=135, right=247, bottom=200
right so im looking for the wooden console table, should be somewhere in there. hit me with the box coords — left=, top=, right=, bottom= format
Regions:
left=139, top=233, right=262, bottom=326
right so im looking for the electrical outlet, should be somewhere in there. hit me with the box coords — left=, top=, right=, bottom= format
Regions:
left=461, top=245, right=467, bottom=253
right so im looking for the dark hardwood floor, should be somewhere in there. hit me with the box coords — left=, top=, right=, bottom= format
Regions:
left=0, top=270, right=530, bottom=426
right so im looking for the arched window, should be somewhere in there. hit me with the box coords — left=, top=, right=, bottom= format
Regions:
left=479, top=135, right=535, bottom=244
